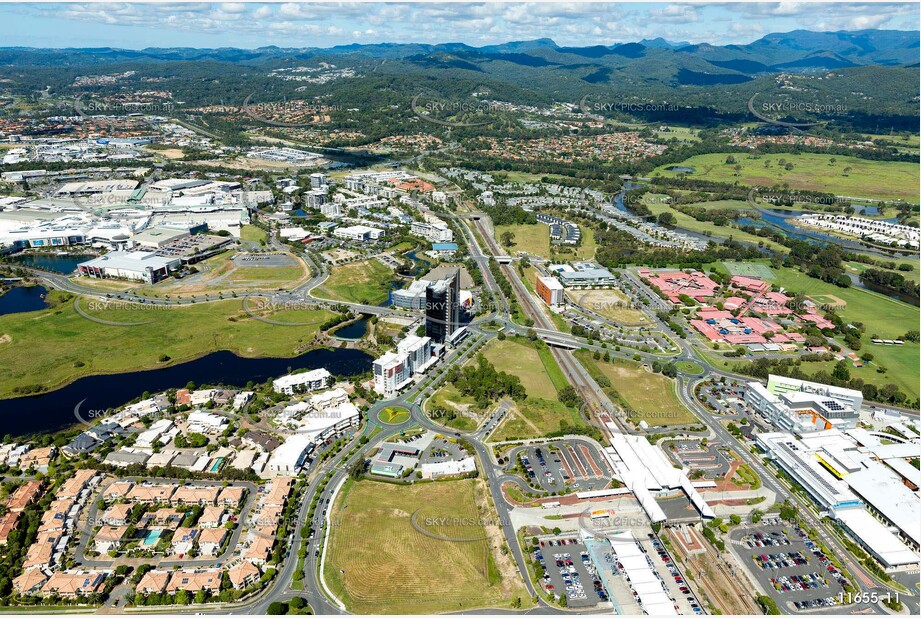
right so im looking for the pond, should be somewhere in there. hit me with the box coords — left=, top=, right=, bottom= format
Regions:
left=332, top=318, right=369, bottom=340
left=7, top=253, right=94, bottom=274
left=0, top=285, right=49, bottom=316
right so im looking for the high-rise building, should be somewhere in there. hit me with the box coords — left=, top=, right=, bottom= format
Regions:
left=425, top=269, right=460, bottom=344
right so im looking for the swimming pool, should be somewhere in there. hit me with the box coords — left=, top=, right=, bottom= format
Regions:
left=143, top=529, right=162, bottom=546
left=209, top=457, right=224, bottom=473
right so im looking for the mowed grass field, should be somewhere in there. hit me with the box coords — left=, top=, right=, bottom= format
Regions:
left=495, top=223, right=596, bottom=260
left=324, top=479, right=528, bottom=614
left=481, top=338, right=560, bottom=400
left=0, top=292, right=336, bottom=398
left=652, top=152, right=920, bottom=202
left=575, top=351, right=697, bottom=427
left=314, top=259, right=395, bottom=305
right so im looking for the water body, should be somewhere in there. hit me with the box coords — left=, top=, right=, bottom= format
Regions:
left=332, top=318, right=369, bottom=340
left=0, top=347, right=373, bottom=438
left=664, top=166, right=696, bottom=173
left=0, top=285, right=49, bottom=316
left=8, top=253, right=93, bottom=274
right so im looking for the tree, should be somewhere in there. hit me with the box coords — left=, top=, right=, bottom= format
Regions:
left=843, top=167, right=851, bottom=177
left=500, top=231, right=516, bottom=247
left=289, top=596, right=306, bottom=610
left=657, top=212, right=676, bottom=226
left=267, top=601, right=288, bottom=615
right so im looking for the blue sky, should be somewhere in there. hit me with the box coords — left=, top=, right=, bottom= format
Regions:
left=2, top=2, right=918, bottom=49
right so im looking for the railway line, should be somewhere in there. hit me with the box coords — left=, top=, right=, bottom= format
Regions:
left=466, top=215, right=616, bottom=436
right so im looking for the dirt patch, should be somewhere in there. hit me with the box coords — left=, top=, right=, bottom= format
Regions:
left=0, top=334, right=11, bottom=345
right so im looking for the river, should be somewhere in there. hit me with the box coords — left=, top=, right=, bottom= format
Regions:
left=0, top=347, right=373, bottom=438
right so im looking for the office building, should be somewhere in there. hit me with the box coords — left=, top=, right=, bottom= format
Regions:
left=304, top=189, right=327, bottom=209
left=333, top=224, right=385, bottom=242
left=425, top=269, right=461, bottom=344
left=320, top=201, right=342, bottom=219
left=391, top=279, right=429, bottom=309
left=410, top=220, right=454, bottom=243
left=536, top=275, right=565, bottom=307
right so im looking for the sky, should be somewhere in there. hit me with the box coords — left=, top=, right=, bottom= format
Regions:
left=1, top=2, right=918, bottom=50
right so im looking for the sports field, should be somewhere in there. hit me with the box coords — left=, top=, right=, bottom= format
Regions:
left=575, top=351, right=697, bottom=427
left=324, top=478, right=529, bottom=614
left=0, top=292, right=335, bottom=399
left=314, top=259, right=396, bottom=305
left=652, top=152, right=919, bottom=202
left=494, top=224, right=596, bottom=259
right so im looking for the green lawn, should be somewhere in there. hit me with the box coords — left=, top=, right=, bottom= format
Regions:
left=481, top=338, right=559, bottom=400
left=314, top=259, right=396, bottom=305
left=0, top=292, right=336, bottom=399
left=652, top=152, right=919, bottom=202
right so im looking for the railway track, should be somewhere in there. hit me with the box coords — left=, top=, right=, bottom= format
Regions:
left=469, top=216, right=615, bottom=435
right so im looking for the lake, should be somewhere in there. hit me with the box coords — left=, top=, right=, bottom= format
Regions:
left=0, top=285, right=49, bottom=316
left=8, top=253, right=93, bottom=274
left=0, top=347, right=373, bottom=437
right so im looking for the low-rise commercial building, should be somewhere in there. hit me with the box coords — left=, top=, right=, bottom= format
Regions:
left=77, top=250, right=181, bottom=284
left=272, top=368, right=332, bottom=395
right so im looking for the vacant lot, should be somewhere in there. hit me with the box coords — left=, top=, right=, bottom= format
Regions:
left=490, top=397, right=583, bottom=442
left=652, top=152, right=919, bottom=202
left=314, top=259, right=395, bottom=305
left=0, top=292, right=335, bottom=398
left=566, top=288, right=648, bottom=325
left=240, top=225, right=268, bottom=245
left=324, top=478, right=528, bottom=614
left=481, top=338, right=560, bottom=401
left=575, top=351, right=697, bottom=427
left=495, top=223, right=596, bottom=260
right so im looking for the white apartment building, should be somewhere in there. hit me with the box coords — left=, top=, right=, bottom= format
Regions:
left=397, top=334, right=436, bottom=375
left=320, top=201, right=342, bottom=218
left=373, top=351, right=412, bottom=396
left=272, top=368, right=332, bottom=395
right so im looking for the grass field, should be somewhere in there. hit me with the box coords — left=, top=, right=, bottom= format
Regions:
left=427, top=383, right=481, bottom=431
left=652, top=152, right=920, bottom=202
left=432, top=337, right=582, bottom=440
left=575, top=351, right=698, bottom=427
left=314, top=259, right=396, bottom=305
left=240, top=225, right=268, bottom=244
left=490, top=397, right=583, bottom=442
left=324, top=478, right=529, bottom=614
left=495, top=223, right=596, bottom=260
left=565, top=288, right=649, bottom=325
left=481, top=339, right=560, bottom=401
left=0, top=292, right=336, bottom=399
